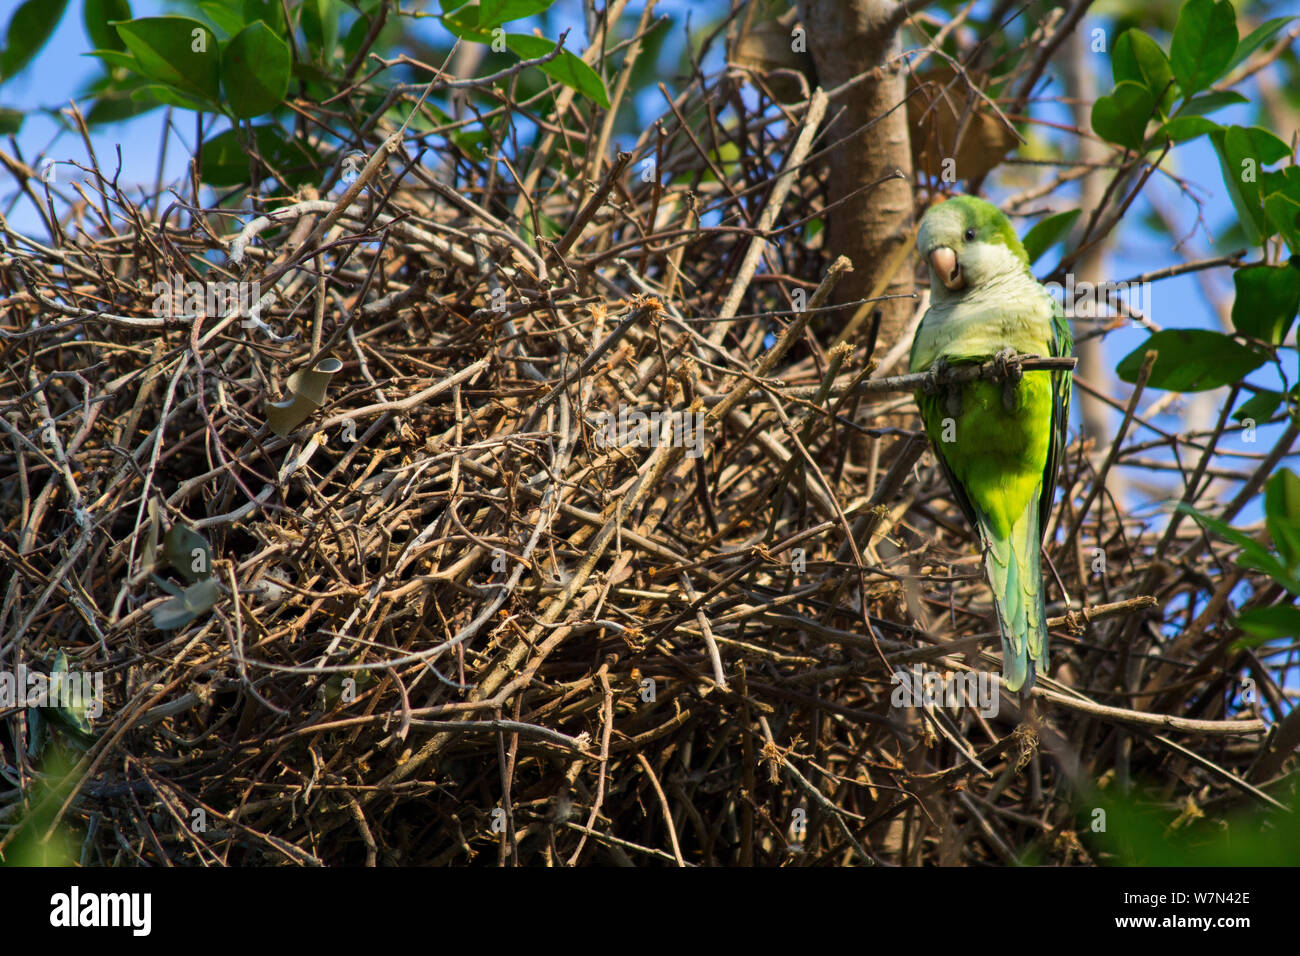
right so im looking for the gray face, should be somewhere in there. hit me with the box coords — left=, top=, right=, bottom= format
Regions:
left=918, top=203, right=1027, bottom=297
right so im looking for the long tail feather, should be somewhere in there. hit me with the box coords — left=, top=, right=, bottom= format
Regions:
left=978, top=504, right=1049, bottom=692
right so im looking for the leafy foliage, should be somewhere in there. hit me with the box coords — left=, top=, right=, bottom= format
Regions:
left=0, top=0, right=609, bottom=166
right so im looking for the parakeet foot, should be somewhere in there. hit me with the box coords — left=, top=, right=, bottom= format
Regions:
left=992, top=348, right=1023, bottom=383
left=922, top=356, right=950, bottom=394
left=993, top=348, right=1023, bottom=412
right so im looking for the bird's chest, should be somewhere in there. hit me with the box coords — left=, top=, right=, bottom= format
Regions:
left=919, top=299, right=1049, bottom=368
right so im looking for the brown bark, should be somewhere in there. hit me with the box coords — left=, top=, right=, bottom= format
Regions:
left=799, top=0, right=916, bottom=355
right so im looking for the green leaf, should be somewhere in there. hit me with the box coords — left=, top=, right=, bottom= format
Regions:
left=49, top=650, right=95, bottom=737
left=222, top=21, right=291, bottom=118
left=291, top=58, right=333, bottom=93
left=243, top=0, right=286, bottom=34
left=1170, top=0, right=1237, bottom=97
left=1154, top=116, right=1219, bottom=144
left=1235, top=126, right=1291, bottom=165
left=86, top=92, right=156, bottom=125
left=1231, top=261, right=1300, bottom=344
left=84, top=69, right=160, bottom=125
left=198, top=1, right=244, bottom=36
left=163, top=523, right=212, bottom=582
left=201, top=128, right=256, bottom=185
left=0, top=106, right=24, bottom=133
left=200, top=125, right=322, bottom=187
left=151, top=576, right=221, bottom=631
left=301, top=0, right=341, bottom=62
left=1262, top=165, right=1300, bottom=202
left=1265, top=467, right=1300, bottom=575
left=342, top=11, right=374, bottom=63
left=1264, top=192, right=1300, bottom=254
left=1223, top=128, right=1287, bottom=224
left=1021, top=209, right=1080, bottom=266
left=1176, top=90, right=1248, bottom=116
left=1233, top=605, right=1300, bottom=645
left=0, top=0, right=70, bottom=82
left=115, top=16, right=221, bottom=105
left=479, top=0, right=556, bottom=28
left=1091, top=81, right=1156, bottom=150
left=1116, top=329, right=1266, bottom=391
left=1211, top=127, right=1266, bottom=244
left=1177, top=503, right=1300, bottom=591
left=130, top=82, right=213, bottom=113
left=506, top=34, right=608, bottom=107
left=1113, top=29, right=1176, bottom=116
left=85, top=0, right=131, bottom=52
left=83, top=47, right=140, bottom=72
left=1226, top=16, right=1293, bottom=72
left=1233, top=388, right=1284, bottom=424
left=451, top=126, right=492, bottom=160
left=441, top=9, right=491, bottom=42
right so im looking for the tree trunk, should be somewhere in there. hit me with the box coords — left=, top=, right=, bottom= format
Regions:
left=799, top=0, right=915, bottom=355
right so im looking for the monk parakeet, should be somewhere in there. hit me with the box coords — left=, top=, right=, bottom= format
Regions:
left=908, top=196, right=1072, bottom=692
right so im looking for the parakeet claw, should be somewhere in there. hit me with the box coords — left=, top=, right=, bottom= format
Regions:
left=922, top=357, right=949, bottom=394
left=993, top=348, right=1023, bottom=412
left=992, top=348, right=1023, bottom=383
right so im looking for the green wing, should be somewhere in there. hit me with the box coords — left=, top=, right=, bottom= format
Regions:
left=1039, top=297, right=1073, bottom=534
left=910, top=321, right=980, bottom=532
left=915, top=389, right=979, bottom=529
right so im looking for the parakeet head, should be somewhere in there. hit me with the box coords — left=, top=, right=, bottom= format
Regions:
left=917, top=196, right=1030, bottom=297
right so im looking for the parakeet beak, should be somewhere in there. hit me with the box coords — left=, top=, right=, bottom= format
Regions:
left=928, top=246, right=965, bottom=291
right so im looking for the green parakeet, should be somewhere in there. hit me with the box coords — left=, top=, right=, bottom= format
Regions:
left=908, top=196, right=1073, bottom=692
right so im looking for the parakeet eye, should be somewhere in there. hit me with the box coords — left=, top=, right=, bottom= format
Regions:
left=964, top=227, right=976, bottom=241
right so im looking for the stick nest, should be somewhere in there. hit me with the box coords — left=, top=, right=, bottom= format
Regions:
left=0, top=70, right=1288, bottom=866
